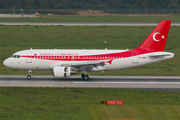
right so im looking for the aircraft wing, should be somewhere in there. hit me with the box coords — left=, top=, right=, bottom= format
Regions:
left=61, top=60, right=113, bottom=71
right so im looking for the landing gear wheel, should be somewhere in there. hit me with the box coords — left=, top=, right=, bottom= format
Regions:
left=81, top=73, right=85, bottom=78
left=82, top=75, right=89, bottom=81
left=27, top=75, right=31, bottom=80
left=27, top=70, right=32, bottom=80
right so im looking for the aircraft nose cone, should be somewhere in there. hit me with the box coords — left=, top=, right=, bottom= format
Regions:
left=3, top=59, right=11, bottom=67
left=3, top=59, right=8, bottom=67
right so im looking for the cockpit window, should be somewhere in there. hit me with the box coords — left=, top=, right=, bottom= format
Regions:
left=11, top=55, right=20, bottom=58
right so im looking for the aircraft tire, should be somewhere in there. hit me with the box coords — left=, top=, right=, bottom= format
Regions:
left=83, top=75, right=89, bottom=81
left=81, top=73, right=85, bottom=79
left=27, top=75, right=31, bottom=80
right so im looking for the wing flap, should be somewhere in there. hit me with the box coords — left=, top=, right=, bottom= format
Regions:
left=62, top=60, right=105, bottom=67
left=60, top=60, right=112, bottom=71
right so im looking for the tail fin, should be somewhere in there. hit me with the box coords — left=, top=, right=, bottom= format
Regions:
left=137, top=20, right=171, bottom=51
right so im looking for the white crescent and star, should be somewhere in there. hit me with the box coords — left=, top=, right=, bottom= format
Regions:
left=153, top=32, right=165, bottom=42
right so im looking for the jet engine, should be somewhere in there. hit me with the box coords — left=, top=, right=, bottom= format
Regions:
left=53, top=66, right=78, bottom=78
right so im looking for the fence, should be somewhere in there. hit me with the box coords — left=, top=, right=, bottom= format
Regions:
left=103, top=8, right=180, bottom=14
left=0, top=8, right=180, bottom=15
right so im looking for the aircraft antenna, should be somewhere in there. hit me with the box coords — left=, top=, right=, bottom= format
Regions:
left=105, top=40, right=107, bottom=50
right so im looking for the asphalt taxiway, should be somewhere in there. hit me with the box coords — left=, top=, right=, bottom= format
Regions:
left=0, top=76, right=180, bottom=89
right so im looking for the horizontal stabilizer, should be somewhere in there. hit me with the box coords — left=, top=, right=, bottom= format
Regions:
left=148, top=54, right=172, bottom=60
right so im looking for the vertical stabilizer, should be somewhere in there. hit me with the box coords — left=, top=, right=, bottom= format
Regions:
left=138, top=20, right=171, bottom=51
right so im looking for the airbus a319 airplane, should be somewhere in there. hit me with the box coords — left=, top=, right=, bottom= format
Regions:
left=3, top=20, right=174, bottom=80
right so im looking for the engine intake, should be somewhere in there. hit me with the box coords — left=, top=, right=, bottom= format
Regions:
left=53, top=66, right=71, bottom=78
left=53, top=66, right=78, bottom=78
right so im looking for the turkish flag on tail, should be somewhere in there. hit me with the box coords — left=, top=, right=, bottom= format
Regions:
left=137, top=20, right=171, bottom=51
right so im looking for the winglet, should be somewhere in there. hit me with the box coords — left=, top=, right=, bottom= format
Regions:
left=108, top=59, right=113, bottom=64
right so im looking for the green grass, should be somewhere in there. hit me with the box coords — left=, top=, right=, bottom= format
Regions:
left=0, top=25, right=179, bottom=76
left=88, top=105, right=180, bottom=120
left=0, top=87, right=180, bottom=120
left=1, top=14, right=180, bottom=22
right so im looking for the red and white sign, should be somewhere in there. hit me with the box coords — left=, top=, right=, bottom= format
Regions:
left=107, top=101, right=124, bottom=105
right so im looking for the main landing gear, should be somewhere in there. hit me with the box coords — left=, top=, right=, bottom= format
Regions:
left=81, top=73, right=89, bottom=81
left=27, top=70, right=32, bottom=80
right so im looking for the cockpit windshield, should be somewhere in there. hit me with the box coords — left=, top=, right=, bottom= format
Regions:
left=11, top=55, right=20, bottom=58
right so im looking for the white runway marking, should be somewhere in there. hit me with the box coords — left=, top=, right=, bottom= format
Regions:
left=73, top=82, right=180, bottom=84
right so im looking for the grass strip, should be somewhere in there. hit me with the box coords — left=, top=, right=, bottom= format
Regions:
left=88, top=105, right=180, bottom=120
left=1, top=15, right=180, bottom=23
left=0, top=87, right=180, bottom=120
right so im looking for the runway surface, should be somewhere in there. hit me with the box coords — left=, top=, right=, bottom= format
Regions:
left=0, top=14, right=38, bottom=17
left=0, top=75, right=180, bottom=89
left=1, top=22, right=180, bottom=26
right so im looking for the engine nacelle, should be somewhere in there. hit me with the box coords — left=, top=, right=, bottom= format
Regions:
left=53, top=66, right=71, bottom=78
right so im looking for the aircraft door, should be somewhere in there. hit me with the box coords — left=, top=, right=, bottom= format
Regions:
left=132, top=52, right=138, bottom=63
left=26, top=51, right=32, bottom=63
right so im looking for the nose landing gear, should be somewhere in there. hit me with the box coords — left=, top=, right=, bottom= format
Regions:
left=27, top=70, right=32, bottom=80
left=27, top=75, right=31, bottom=80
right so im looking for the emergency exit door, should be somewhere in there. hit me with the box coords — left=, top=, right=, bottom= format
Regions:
left=132, top=52, right=138, bottom=63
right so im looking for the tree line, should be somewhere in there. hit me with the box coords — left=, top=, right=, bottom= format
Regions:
left=0, top=0, right=180, bottom=9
